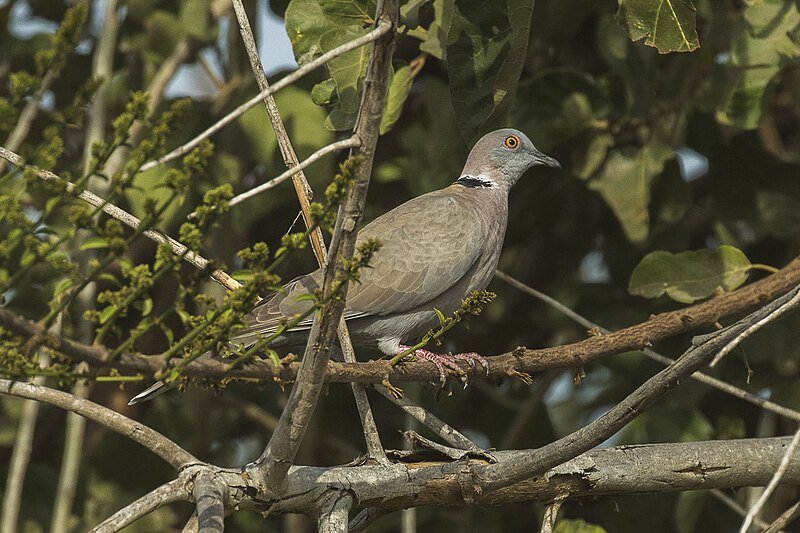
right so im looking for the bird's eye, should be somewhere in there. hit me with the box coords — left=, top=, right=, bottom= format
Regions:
left=504, top=135, right=520, bottom=149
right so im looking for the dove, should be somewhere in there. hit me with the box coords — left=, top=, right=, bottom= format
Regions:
left=128, top=128, right=559, bottom=405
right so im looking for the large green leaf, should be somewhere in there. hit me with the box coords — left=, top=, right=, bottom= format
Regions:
left=419, top=0, right=453, bottom=59
left=446, top=0, right=533, bottom=142
left=380, top=61, right=413, bottom=134
left=628, top=245, right=752, bottom=303
left=285, top=0, right=331, bottom=64
left=320, top=25, right=371, bottom=130
left=717, top=1, right=800, bottom=129
left=617, top=0, right=700, bottom=54
left=588, top=142, right=673, bottom=243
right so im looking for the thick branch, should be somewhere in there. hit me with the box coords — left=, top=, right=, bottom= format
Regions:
left=5, top=256, right=800, bottom=387
left=0, top=379, right=198, bottom=469
left=316, top=491, right=353, bottom=533
left=251, top=0, right=398, bottom=496
left=203, top=436, right=800, bottom=513
left=193, top=471, right=226, bottom=533
left=473, top=283, right=800, bottom=492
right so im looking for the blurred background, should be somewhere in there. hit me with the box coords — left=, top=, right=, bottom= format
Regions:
left=1, top=0, right=800, bottom=531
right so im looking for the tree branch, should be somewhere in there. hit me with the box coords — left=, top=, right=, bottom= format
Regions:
left=740, top=424, right=800, bottom=532
left=227, top=136, right=360, bottom=208
left=5, top=257, right=800, bottom=388
left=316, top=491, right=353, bottom=533
left=0, top=379, right=198, bottom=469
left=193, top=470, right=226, bottom=533
left=230, top=0, right=387, bottom=464
left=473, top=283, right=800, bottom=492
left=249, top=0, right=398, bottom=496
left=89, top=478, right=189, bottom=533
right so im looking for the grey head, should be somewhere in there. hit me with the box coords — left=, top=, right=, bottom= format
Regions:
left=459, top=128, right=560, bottom=191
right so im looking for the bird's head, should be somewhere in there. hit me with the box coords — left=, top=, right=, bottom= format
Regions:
left=459, top=128, right=560, bottom=191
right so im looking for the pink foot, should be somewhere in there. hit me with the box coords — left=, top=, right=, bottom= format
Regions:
left=399, top=345, right=489, bottom=385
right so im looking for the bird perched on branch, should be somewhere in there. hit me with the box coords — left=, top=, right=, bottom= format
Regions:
left=129, top=128, right=559, bottom=405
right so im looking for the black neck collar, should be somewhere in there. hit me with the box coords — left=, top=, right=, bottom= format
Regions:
left=454, top=175, right=495, bottom=188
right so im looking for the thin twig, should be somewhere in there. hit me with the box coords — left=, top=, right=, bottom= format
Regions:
left=89, top=478, right=188, bottom=533
left=375, top=384, right=484, bottom=452
left=139, top=21, right=391, bottom=172
left=227, top=136, right=361, bottom=208
left=50, top=381, right=91, bottom=533
left=710, top=489, right=771, bottom=531
left=0, top=379, right=198, bottom=469
left=739, top=424, right=800, bottom=532
left=763, top=498, right=800, bottom=533
left=0, top=146, right=241, bottom=291
left=495, top=270, right=800, bottom=423
left=0, top=372, right=47, bottom=533
left=231, top=0, right=327, bottom=258
left=540, top=494, right=567, bottom=533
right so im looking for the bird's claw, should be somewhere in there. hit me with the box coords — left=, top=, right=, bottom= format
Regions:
left=381, top=378, right=404, bottom=398
left=397, top=346, right=488, bottom=387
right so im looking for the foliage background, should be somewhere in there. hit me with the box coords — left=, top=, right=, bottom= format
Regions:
left=1, top=0, right=799, bottom=531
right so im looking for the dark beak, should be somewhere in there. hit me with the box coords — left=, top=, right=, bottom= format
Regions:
left=537, top=152, right=561, bottom=170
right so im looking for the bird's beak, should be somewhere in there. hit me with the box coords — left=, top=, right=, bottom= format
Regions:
left=536, top=152, right=561, bottom=170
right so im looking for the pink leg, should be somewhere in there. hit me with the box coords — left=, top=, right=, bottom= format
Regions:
left=399, top=345, right=489, bottom=385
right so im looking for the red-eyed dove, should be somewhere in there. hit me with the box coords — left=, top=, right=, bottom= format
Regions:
left=129, top=128, right=559, bottom=404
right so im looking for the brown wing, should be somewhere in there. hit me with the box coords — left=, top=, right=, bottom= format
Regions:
left=231, top=189, right=483, bottom=345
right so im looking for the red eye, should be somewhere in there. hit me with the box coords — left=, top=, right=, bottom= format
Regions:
left=504, top=135, right=520, bottom=149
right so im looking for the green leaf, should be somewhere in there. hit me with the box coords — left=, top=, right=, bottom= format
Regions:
left=446, top=0, right=533, bottom=141
left=628, top=245, right=753, bottom=303
left=311, top=78, right=337, bottom=106
left=79, top=236, right=109, bottom=251
left=716, top=1, right=799, bottom=129
left=380, top=62, right=413, bottom=134
left=573, top=132, right=614, bottom=180
left=419, top=0, right=453, bottom=59
left=232, top=269, right=254, bottom=283
left=617, top=0, right=700, bottom=54
left=588, top=142, right=673, bottom=243
left=180, top=0, right=216, bottom=42
left=554, top=519, right=607, bottom=533
left=99, top=305, right=118, bottom=324
left=134, top=297, right=153, bottom=317
left=53, top=278, right=74, bottom=297
left=401, top=0, right=432, bottom=29
left=320, top=25, right=370, bottom=130
left=285, top=0, right=330, bottom=64
left=320, top=0, right=375, bottom=26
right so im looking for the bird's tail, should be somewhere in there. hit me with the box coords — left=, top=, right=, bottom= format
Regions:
left=127, top=380, right=176, bottom=405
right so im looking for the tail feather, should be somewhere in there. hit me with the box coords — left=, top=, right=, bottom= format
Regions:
left=127, top=380, right=176, bottom=405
